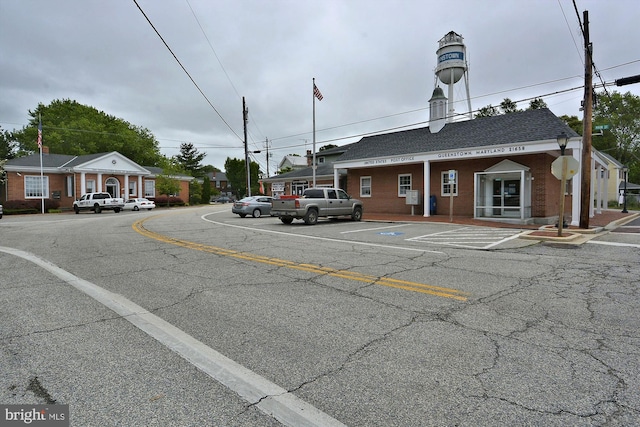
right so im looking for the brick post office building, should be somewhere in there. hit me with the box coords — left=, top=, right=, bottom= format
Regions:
left=282, top=107, right=612, bottom=226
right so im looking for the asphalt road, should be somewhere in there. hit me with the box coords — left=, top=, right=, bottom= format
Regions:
left=1, top=206, right=639, bottom=426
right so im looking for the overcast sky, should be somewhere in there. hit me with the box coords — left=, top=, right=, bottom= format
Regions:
left=1, top=0, right=639, bottom=173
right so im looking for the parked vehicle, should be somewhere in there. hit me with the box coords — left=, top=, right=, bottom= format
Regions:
left=123, top=198, right=156, bottom=211
left=73, top=192, right=124, bottom=214
left=213, top=196, right=233, bottom=204
left=0, top=203, right=3, bottom=219
left=232, top=196, right=273, bottom=218
left=270, top=188, right=363, bottom=225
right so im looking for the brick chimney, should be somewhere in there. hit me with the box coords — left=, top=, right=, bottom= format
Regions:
left=42, top=145, right=50, bottom=154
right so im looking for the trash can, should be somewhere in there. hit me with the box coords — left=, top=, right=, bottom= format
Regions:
left=429, top=195, right=437, bottom=215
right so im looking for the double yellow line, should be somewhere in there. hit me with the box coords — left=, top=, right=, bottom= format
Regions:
left=132, top=218, right=469, bottom=301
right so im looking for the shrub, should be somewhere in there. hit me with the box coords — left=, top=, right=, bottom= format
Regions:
left=3, top=199, right=60, bottom=215
left=153, top=196, right=185, bottom=207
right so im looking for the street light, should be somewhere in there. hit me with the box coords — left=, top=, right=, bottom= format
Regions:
left=556, top=132, right=569, bottom=236
left=621, top=165, right=628, bottom=213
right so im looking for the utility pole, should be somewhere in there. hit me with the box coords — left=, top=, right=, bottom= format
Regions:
left=579, top=9, right=592, bottom=229
left=265, top=137, right=271, bottom=177
left=243, top=97, right=250, bottom=197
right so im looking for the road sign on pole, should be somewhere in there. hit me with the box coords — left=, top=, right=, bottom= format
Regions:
left=551, top=156, right=579, bottom=180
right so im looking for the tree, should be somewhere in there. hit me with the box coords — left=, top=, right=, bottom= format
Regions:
left=475, top=105, right=499, bottom=118
left=9, top=99, right=164, bottom=166
left=594, top=90, right=640, bottom=182
left=201, top=175, right=211, bottom=204
left=500, top=98, right=520, bottom=114
left=156, top=158, right=183, bottom=206
left=174, top=142, right=206, bottom=177
left=559, top=115, right=583, bottom=136
left=528, top=98, right=548, bottom=110
left=0, top=126, right=17, bottom=160
left=224, top=157, right=261, bottom=198
left=319, top=144, right=338, bottom=151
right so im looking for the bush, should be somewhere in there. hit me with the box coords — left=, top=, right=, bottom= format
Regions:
left=153, top=196, right=185, bottom=207
left=3, top=199, right=60, bottom=215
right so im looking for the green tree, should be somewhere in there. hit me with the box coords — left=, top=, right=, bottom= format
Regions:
left=528, top=98, right=548, bottom=110
left=201, top=175, right=211, bottom=204
left=189, top=179, right=202, bottom=205
left=559, top=115, right=583, bottom=136
left=319, top=144, right=338, bottom=151
left=500, top=98, right=520, bottom=114
left=156, top=158, right=183, bottom=206
left=475, top=105, right=499, bottom=118
left=0, top=126, right=17, bottom=160
left=594, top=90, right=640, bottom=182
left=224, top=157, right=261, bottom=198
left=174, top=142, right=206, bottom=177
left=10, top=99, right=164, bottom=166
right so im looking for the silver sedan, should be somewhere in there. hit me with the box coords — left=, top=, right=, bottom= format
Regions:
left=231, top=196, right=273, bottom=218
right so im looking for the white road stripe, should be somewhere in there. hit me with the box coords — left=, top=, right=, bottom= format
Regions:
left=587, top=240, right=640, bottom=248
left=0, top=246, right=347, bottom=427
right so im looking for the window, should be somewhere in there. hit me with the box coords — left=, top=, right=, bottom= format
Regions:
left=25, top=176, right=49, bottom=198
left=441, top=171, right=458, bottom=196
left=144, top=180, right=156, bottom=198
left=327, top=190, right=337, bottom=199
left=360, top=176, right=371, bottom=197
left=129, top=181, right=137, bottom=196
left=65, top=176, right=74, bottom=198
left=86, top=180, right=96, bottom=193
left=398, top=174, right=411, bottom=197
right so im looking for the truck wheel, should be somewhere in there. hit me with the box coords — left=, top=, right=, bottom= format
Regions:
left=133, top=206, right=139, bottom=211
left=94, top=204, right=101, bottom=214
left=280, top=216, right=294, bottom=224
left=114, top=208, right=121, bottom=213
left=74, top=206, right=80, bottom=214
left=303, top=209, right=318, bottom=225
left=252, top=209, right=262, bottom=218
left=351, top=207, right=363, bottom=221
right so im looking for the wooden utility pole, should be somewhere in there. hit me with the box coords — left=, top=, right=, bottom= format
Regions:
left=579, top=10, right=592, bottom=229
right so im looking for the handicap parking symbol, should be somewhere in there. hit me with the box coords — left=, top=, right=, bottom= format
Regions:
left=378, top=231, right=404, bottom=236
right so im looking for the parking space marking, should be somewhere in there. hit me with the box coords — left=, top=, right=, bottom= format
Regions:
left=406, top=227, right=524, bottom=249
left=340, top=224, right=410, bottom=234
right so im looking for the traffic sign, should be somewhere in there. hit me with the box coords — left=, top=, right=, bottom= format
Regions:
left=594, top=124, right=610, bottom=130
left=551, top=156, right=579, bottom=180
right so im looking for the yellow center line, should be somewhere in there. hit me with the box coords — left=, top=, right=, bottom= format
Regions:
left=132, top=217, right=469, bottom=301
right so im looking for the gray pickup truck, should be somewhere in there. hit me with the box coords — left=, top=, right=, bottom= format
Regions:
left=271, top=188, right=363, bottom=225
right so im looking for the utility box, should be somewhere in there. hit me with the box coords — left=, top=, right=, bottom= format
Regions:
left=429, top=195, right=437, bottom=215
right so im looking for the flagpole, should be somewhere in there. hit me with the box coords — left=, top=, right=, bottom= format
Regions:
left=312, top=78, right=317, bottom=187
left=38, top=113, right=44, bottom=214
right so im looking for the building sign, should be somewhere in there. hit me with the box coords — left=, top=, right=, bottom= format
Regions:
left=363, top=156, right=415, bottom=166
left=437, top=145, right=527, bottom=159
left=271, top=182, right=285, bottom=192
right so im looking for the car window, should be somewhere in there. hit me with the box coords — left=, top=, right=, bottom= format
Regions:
left=338, top=190, right=349, bottom=200
left=327, top=190, right=337, bottom=199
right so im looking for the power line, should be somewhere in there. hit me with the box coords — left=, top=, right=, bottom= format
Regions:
left=132, top=0, right=243, bottom=144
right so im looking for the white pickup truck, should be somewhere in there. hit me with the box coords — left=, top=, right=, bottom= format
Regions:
left=271, top=188, right=363, bottom=225
left=73, top=192, right=124, bottom=214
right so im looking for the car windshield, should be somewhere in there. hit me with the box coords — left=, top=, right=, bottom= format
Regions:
left=238, top=197, right=255, bottom=202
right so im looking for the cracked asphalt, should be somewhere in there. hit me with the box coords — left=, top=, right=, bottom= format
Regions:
left=1, top=206, right=638, bottom=426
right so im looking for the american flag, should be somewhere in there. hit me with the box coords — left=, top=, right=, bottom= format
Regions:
left=313, top=84, right=323, bottom=101
left=37, top=119, right=42, bottom=149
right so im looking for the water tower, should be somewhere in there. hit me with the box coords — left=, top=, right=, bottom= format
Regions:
left=435, top=31, right=472, bottom=122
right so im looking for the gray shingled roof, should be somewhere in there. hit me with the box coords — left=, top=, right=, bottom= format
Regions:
left=337, top=108, right=580, bottom=162
left=267, top=162, right=336, bottom=180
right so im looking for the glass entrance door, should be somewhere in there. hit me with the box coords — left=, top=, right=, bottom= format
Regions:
left=492, top=179, right=520, bottom=216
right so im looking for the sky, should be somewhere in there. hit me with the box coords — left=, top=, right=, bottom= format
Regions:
left=1, top=0, right=639, bottom=174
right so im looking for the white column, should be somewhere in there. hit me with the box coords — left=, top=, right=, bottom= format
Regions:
left=97, top=173, right=103, bottom=192
left=596, top=165, right=602, bottom=214
left=138, top=175, right=143, bottom=197
left=423, top=160, right=431, bottom=217
left=124, top=174, right=129, bottom=200
left=590, top=156, right=595, bottom=218
left=333, top=168, right=339, bottom=188
left=80, top=172, right=86, bottom=195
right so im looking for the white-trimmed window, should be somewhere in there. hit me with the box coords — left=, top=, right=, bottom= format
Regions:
left=25, top=175, right=49, bottom=198
left=65, top=176, right=74, bottom=197
left=398, top=174, right=411, bottom=197
left=86, top=179, right=96, bottom=193
left=441, top=171, right=458, bottom=196
left=144, top=180, right=156, bottom=198
left=129, top=181, right=137, bottom=196
left=360, top=176, right=372, bottom=197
